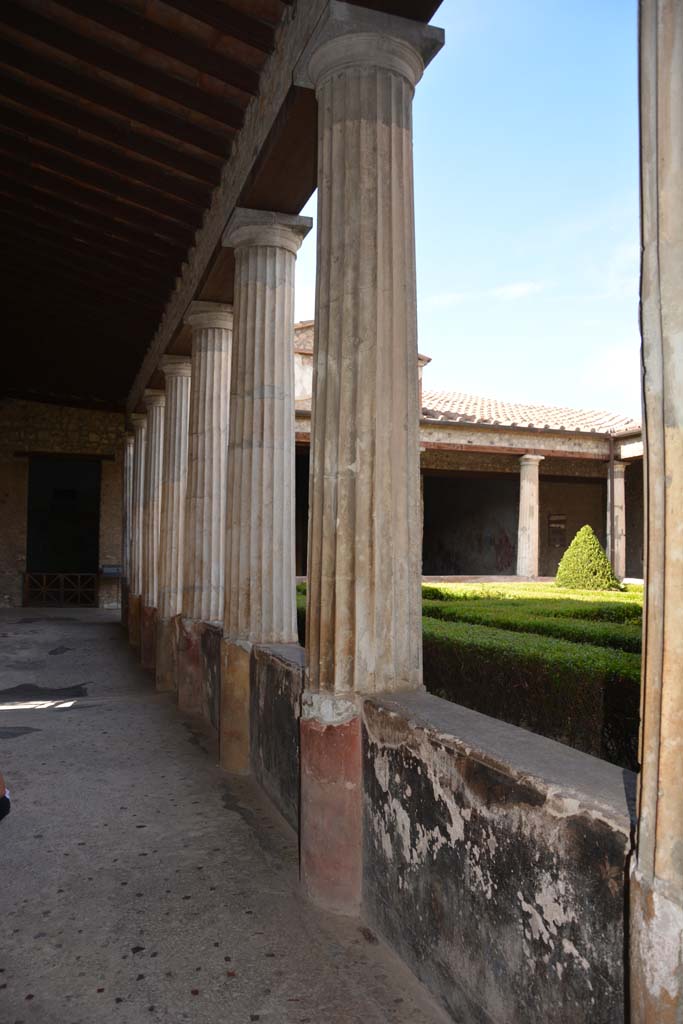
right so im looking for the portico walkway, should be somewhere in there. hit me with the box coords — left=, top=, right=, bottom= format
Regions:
left=0, top=610, right=447, bottom=1024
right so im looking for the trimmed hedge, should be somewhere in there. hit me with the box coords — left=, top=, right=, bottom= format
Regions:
left=423, top=594, right=641, bottom=624
left=422, top=599, right=642, bottom=653
left=422, top=616, right=640, bottom=769
left=556, top=524, right=621, bottom=590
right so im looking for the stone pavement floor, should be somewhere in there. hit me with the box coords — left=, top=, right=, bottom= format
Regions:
left=0, top=609, right=450, bottom=1024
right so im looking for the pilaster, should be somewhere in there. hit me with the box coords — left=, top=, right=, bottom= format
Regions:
left=607, top=461, right=627, bottom=580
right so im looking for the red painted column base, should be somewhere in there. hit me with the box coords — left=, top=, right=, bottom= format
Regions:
left=300, top=705, right=362, bottom=915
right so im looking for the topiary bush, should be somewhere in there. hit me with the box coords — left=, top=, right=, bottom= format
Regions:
left=556, top=525, right=622, bottom=591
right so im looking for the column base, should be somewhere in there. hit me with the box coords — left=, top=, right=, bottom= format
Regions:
left=220, top=639, right=252, bottom=774
left=177, top=618, right=221, bottom=730
left=141, top=606, right=157, bottom=671
left=155, top=614, right=181, bottom=693
left=128, top=593, right=142, bottom=648
left=630, top=864, right=683, bottom=1022
left=300, top=692, right=362, bottom=915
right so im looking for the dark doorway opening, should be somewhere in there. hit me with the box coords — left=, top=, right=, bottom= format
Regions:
left=24, top=456, right=101, bottom=607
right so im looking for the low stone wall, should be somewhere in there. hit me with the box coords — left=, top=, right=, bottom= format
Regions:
left=248, top=648, right=634, bottom=1023
left=250, top=644, right=304, bottom=831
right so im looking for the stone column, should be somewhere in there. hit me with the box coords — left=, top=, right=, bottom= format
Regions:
left=516, top=455, right=544, bottom=578
left=177, top=302, right=233, bottom=721
left=128, top=413, right=146, bottom=648
left=295, top=5, right=443, bottom=913
left=607, top=460, right=627, bottom=580
left=219, top=208, right=312, bottom=772
left=631, top=2, right=683, bottom=1020
left=121, top=431, right=134, bottom=626
left=156, top=356, right=192, bottom=693
left=141, top=389, right=165, bottom=670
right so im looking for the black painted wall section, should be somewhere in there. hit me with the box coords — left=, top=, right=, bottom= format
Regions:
left=422, top=474, right=519, bottom=575
left=200, top=624, right=222, bottom=733
left=625, top=462, right=644, bottom=578
left=539, top=477, right=607, bottom=577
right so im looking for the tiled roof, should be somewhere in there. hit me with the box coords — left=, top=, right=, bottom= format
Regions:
left=294, top=321, right=314, bottom=353
left=421, top=390, right=641, bottom=435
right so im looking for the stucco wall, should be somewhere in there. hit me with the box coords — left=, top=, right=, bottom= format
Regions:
left=0, top=399, right=125, bottom=607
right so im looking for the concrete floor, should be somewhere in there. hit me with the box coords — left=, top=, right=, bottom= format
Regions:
left=0, top=609, right=449, bottom=1024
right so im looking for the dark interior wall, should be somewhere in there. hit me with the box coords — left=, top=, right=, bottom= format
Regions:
left=538, top=477, right=607, bottom=577
left=27, top=456, right=101, bottom=572
left=422, top=473, right=519, bottom=575
left=295, top=448, right=310, bottom=576
left=625, top=461, right=644, bottom=578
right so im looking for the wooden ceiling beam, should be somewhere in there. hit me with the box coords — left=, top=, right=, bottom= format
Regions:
left=0, top=160, right=195, bottom=245
left=0, top=208, right=180, bottom=278
left=0, top=71, right=221, bottom=183
left=49, top=0, right=261, bottom=95
left=0, top=101, right=211, bottom=205
left=0, top=131, right=201, bottom=224
left=0, top=38, right=230, bottom=157
left=0, top=274, right=159, bottom=331
left=2, top=2, right=246, bottom=128
left=0, top=185, right=187, bottom=261
left=160, top=0, right=277, bottom=53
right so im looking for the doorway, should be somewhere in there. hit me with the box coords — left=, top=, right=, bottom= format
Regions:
left=24, top=456, right=101, bottom=606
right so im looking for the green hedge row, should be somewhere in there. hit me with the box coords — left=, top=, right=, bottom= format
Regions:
left=422, top=592, right=642, bottom=624
left=421, top=616, right=640, bottom=769
left=422, top=599, right=642, bottom=653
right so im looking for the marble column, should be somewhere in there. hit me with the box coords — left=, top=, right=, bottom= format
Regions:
left=141, top=389, right=165, bottom=670
left=177, top=301, right=233, bottom=720
left=128, top=413, right=147, bottom=648
left=121, top=431, right=134, bottom=627
left=219, top=208, right=312, bottom=772
left=607, top=460, right=627, bottom=580
left=156, top=356, right=192, bottom=693
left=630, top=2, right=683, bottom=1020
left=516, top=455, right=544, bottom=578
left=295, top=5, right=444, bottom=912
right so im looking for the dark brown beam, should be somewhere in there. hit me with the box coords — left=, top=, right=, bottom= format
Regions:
left=49, top=0, right=261, bottom=95
left=0, top=131, right=201, bottom=224
left=0, top=208, right=180, bottom=278
left=3, top=1, right=246, bottom=128
left=0, top=182, right=188, bottom=259
left=0, top=226, right=174, bottom=292
left=0, top=38, right=230, bottom=157
left=0, top=276, right=159, bottom=334
left=0, top=101, right=211, bottom=205
left=0, top=159, right=195, bottom=245
left=160, top=0, right=276, bottom=53
left=0, top=71, right=220, bottom=183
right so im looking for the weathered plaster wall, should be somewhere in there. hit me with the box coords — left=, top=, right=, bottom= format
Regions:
left=250, top=644, right=304, bottom=831
left=422, top=473, right=519, bottom=575
left=0, top=399, right=125, bottom=607
left=539, top=477, right=607, bottom=577
left=362, top=693, right=634, bottom=1024
left=625, top=461, right=644, bottom=578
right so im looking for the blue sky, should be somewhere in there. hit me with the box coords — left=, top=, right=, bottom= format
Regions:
left=295, top=0, right=641, bottom=419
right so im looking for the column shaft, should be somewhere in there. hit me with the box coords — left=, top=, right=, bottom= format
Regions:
left=141, top=390, right=165, bottom=670
left=121, top=432, right=134, bottom=625
left=516, top=455, right=544, bottom=578
left=631, top=2, right=683, bottom=1019
left=128, top=414, right=146, bottom=647
left=607, top=461, right=627, bottom=580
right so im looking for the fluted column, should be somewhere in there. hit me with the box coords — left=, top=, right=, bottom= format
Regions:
left=156, top=356, right=192, bottom=692
left=177, top=302, right=232, bottom=718
left=607, top=460, right=627, bottom=580
left=295, top=5, right=444, bottom=913
left=141, top=389, right=165, bottom=670
left=516, top=455, right=544, bottom=578
left=630, top=3, right=683, bottom=1019
left=218, top=209, right=312, bottom=771
left=121, top=431, right=134, bottom=626
left=128, top=413, right=147, bottom=648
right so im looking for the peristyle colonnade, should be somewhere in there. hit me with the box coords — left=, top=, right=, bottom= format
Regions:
left=120, top=0, right=682, bottom=1017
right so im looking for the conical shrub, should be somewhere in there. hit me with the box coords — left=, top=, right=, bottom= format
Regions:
left=556, top=525, right=621, bottom=591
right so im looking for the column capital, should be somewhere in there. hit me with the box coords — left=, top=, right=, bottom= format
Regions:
left=143, top=388, right=165, bottom=410
left=160, top=354, right=192, bottom=379
left=130, top=412, right=147, bottom=431
left=520, top=453, right=545, bottom=466
left=612, top=460, right=627, bottom=479
left=183, top=301, right=233, bottom=332
left=294, top=0, right=444, bottom=92
left=222, top=208, right=313, bottom=255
